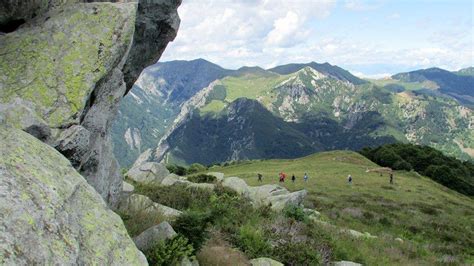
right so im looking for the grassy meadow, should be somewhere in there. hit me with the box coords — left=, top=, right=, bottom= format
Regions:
left=204, top=151, right=474, bottom=265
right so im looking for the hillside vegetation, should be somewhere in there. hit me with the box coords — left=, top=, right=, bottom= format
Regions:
left=360, top=143, right=474, bottom=196
left=202, top=151, right=474, bottom=264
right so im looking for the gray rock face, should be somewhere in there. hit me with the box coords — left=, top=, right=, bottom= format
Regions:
left=117, top=193, right=182, bottom=221
left=133, top=221, right=177, bottom=251
left=250, top=258, right=284, bottom=266
left=333, top=261, right=362, bottom=266
left=126, top=162, right=170, bottom=184
left=0, top=0, right=181, bottom=207
left=0, top=126, right=147, bottom=265
left=207, top=172, right=225, bottom=182
left=123, top=181, right=135, bottom=192
left=222, top=176, right=251, bottom=197
left=221, top=176, right=307, bottom=211
left=123, top=0, right=182, bottom=91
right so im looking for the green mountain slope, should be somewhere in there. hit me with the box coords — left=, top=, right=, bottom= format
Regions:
left=268, top=61, right=367, bottom=85
left=111, top=59, right=232, bottom=167
left=391, top=67, right=474, bottom=106
left=205, top=150, right=474, bottom=264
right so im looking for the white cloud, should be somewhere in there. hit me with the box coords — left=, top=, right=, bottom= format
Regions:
left=350, top=71, right=392, bottom=79
left=159, top=0, right=473, bottom=73
left=265, top=11, right=308, bottom=47
left=344, top=0, right=383, bottom=11
left=387, top=13, right=400, bottom=19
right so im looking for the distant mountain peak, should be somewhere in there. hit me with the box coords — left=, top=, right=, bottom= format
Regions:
left=268, top=62, right=367, bottom=85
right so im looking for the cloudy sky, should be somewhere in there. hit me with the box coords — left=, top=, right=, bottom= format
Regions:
left=160, top=0, right=474, bottom=77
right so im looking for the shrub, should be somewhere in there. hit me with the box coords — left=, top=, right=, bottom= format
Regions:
left=392, top=160, right=412, bottom=171
left=188, top=174, right=216, bottom=184
left=188, top=163, right=207, bottom=174
left=283, top=205, right=307, bottom=222
left=135, top=183, right=213, bottom=210
left=237, top=224, right=271, bottom=258
left=273, top=241, right=323, bottom=265
left=117, top=209, right=164, bottom=237
left=144, top=235, right=194, bottom=266
left=167, top=164, right=188, bottom=176
left=173, top=210, right=212, bottom=252
left=359, top=143, right=474, bottom=196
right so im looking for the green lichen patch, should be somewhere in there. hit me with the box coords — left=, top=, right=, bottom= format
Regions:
left=0, top=3, right=136, bottom=128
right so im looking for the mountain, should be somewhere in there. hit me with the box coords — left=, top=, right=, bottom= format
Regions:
left=164, top=98, right=318, bottom=165
left=391, top=67, right=474, bottom=106
left=114, top=60, right=473, bottom=167
left=268, top=61, right=367, bottom=85
left=111, top=59, right=232, bottom=167
left=455, top=67, right=474, bottom=76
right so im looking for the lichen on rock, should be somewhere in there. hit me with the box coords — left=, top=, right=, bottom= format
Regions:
left=0, top=126, right=147, bottom=265
left=0, top=0, right=181, bottom=206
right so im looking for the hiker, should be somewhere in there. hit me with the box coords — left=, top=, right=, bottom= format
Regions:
left=257, top=173, right=263, bottom=182
left=304, top=173, right=308, bottom=182
left=347, top=174, right=353, bottom=185
left=291, top=174, right=296, bottom=183
left=390, top=173, right=394, bottom=184
left=279, top=172, right=283, bottom=182
left=281, top=172, right=287, bottom=182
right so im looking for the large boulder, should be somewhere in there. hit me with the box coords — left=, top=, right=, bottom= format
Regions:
left=133, top=221, right=177, bottom=251
left=222, top=176, right=251, bottom=197
left=333, top=261, right=362, bottom=266
left=222, top=176, right=307, bottom=211
left=207, top=172, right=225, bottom=182
left=117, top=193, right=182, bottom=221
left=250, top=257, right=284, bottom=266
left=123, top=181, right=135, bottom=192
left=126, top=162, right=170, bottom=184
left=264, top=190, right=307, bottom=211
left=0, top=0, right=181, bottom=206
left=0, top=126, right=147, bottom=264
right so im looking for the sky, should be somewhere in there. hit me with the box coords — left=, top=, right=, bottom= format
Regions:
left=160, top=0, right=474, bottom=78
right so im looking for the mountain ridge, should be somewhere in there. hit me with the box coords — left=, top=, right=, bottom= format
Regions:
left=112, top=59, right=474, bottom=167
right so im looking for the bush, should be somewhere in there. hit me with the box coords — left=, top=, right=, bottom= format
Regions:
left=359, top=143, right=474, bottom=196
left=173, top=210, right=212, bottom=252
left=117, top=209, right=164, bottom=237
left=135, top=183, right=213, bottom=210
left=188, top=174, right=216, bottom=184
left=273, top=241, right=322, bottom=265
left=392, top=160, right=412, bottom=171
left=283, top=205, right=307, bottom=222
left=144, top=235, right=194, bottom=266
left=167, top=164, right=188, bottom=176
left=188, top=163, right=207, bottom=174
left=237, top=224, right=271, bottom=258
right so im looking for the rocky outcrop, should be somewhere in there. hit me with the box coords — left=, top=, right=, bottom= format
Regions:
left=0, top=1, right=181, bottom=206
left=221, top=176, right=307, bottom=211
left=126, top=162, right=170, bottom=184
left=117, top=193, right=182, bottom=221
left=133, top=222, right=177, bottom=252
left=250, top=258, right=284, bottom=266
left=123, top=181, right=135, bottom=192
left=333, top=261, right=362, bottom=266
left=0, top=126, right=147, bottom=264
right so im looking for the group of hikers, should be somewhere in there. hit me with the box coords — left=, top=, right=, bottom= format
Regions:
left=256, top=172, right=394, bottom=185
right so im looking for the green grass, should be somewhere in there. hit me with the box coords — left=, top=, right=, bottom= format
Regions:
left=368, top=78, right=437, bottom=91
left=204, top=151, right=474, bottom=264
left=200, top=100, right=227, bottom=114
